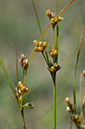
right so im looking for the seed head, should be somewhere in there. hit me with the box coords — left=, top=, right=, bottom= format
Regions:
left=66, top=106, right=71, bottom=112
left=83, top=70, right=85, bottom=77
left=21, top=54, right=26, bottom=59
left=65, top=97, right=70, bottom=103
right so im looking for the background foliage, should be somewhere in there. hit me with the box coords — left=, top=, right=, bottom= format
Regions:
left=0, top=0, right=85, bottom=129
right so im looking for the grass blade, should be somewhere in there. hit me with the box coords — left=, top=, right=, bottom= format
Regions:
left=0, top=56, right=19, bottom=107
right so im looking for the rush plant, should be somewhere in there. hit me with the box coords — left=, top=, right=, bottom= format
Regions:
left=0, top=0, right=85, bottom=129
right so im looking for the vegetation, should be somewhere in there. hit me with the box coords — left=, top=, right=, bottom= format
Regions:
left=0, top=0, right=85, bottom=129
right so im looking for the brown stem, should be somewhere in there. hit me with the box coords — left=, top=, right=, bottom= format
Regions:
left=21, top=109, right=26, bottom=129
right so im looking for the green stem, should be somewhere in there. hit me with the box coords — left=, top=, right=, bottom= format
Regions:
left=42, top=51, right=50, bottom=68
left=73, top=74, right=76, bottom=114
left=56, top=0, right=59, bottom=63
left=53, top=80, right=56, bottom=129
left=32, top=0, right=44, bottom=42
left=22, top=71, right=27, bottom=85
left=53, top=29, right=55, bottom=47
left=56, top=22, right=59, bottom=53
left=44, top=50, right=50, bottom=68
left=21, top=109, right=26, bottom=129
left=51, top=72, right=56, bottom=129
left=80, top=73, right=84, bottom=124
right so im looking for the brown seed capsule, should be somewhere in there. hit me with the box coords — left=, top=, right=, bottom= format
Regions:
left=66, top=106, right=71, bottom=112
left=50, top=51, right=54, bottom=57
left=18, top=81, right=22, bottom=87
left=53, top=50, right=58, bottom=55
left=35, top=47, right=39, bottom=52
left=21, top=54, right=26, bottom=59
left=51, top=18, right=55, bottom=24
left=53, top=63, right=58, bottom=68
left=19, top=89, right=22, bottom=94
left=59, top=16, right=64, bottom=22
left=38, top=46, right=43, bottom=52
left=54, top=17, right=58, bottom=23
left=33, top=40, right=38, bottom=45
left=65, top=97, right=70, bottom=103
left=48, top=67, right=54, bottom=73
left=50, top=46, right=56, bottom=51
left=51, top=12, right=55, bottom=18
left=83, top=70, right=85, bottom=77
left=18, top=96, right=23, bottom=103
left=76, top=119, right=81, bottom=124
left=46, top=10, right=51, bottom=16
left=51, top=66, right=55, bottom=72
left=19, top=58, right=22, bottom=63
left=25, top=87, right=29, bottom=92
left=43, top=41, right=47, bottom=47
left=75, top=115, right=80, bottom=120
left=38, top=41, right=43, bottom=46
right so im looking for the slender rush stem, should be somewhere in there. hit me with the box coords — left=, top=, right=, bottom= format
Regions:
left=73, top=74, right=76, bottom=113
left=53, top=29, right=55, bottom=47
left=56, top=0, right=59, bottom=53
left=32, top=0, right=44, bottom=42
left=80, top=73, right=84, bottom=123
left=21, top=110, right=26, bottom=129
left=53, top=77, right=56, bottom=129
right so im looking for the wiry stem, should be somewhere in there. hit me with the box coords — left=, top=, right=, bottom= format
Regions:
left=32, top=0, right=44, bottom=41
left=53, top=29, right=55, bottom=47
left=53, top=73, right=56, bottom=129
left=80, top=73, right=84, bottom=124
left=21, top=109, right=26, bottom=129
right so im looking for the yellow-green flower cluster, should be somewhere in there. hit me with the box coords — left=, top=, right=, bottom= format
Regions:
left=48, top=62, right=60, bottom=73
left=33, top=40, right=47, bottom=52
left=65, top=97, right=81, bottom=127
left=49, top=46, right=58, bottom=58
left=17, top=81, right=29, bottom=93
left=19, top=54, right=28, bottom=70
left=46, top=9, right=64, bottom=29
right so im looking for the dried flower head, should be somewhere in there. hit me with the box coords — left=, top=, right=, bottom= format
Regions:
left=46, top=9, right=64, bottom=29
left=23, top=102, right=34, bottom=109
left=66, top=106, right=71, bottom=112
left=19, top=54, right=28, bottom=70
left=33, top=40, right=47, bottom=52
left=17, top=81, right=29, bottom=93
left=65, top=97, right=70, bottom=103
left=46, top=10, right=54, bottom=19
left=50, top=46, right=58, bottom=58
left=83, top=70, right=85, bottom=77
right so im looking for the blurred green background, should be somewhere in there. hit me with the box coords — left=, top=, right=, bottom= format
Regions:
left=0, top=0, right=85, bottom=129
